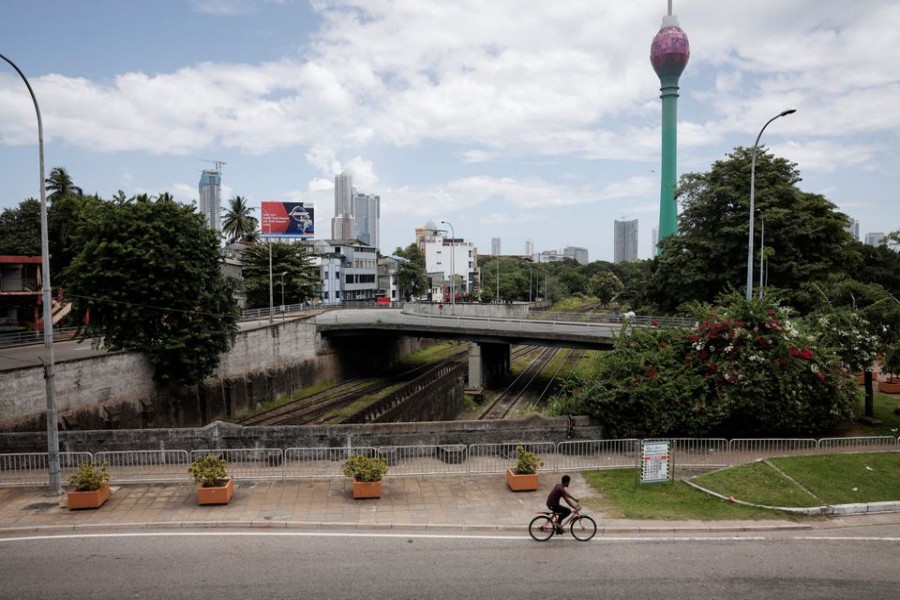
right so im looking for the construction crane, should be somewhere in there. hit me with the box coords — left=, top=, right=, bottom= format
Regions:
left=200, top=159, right=227, bottom=172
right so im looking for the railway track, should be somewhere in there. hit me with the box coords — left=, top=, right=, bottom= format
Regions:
left=536, top=348, right=585, bottom=404
left=477, top=346, right=560, bottom=420
left=238, top=346, right=469, bottom=426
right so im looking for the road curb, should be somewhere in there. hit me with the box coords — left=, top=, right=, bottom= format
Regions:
left=0, top=519, right=814, bottom=537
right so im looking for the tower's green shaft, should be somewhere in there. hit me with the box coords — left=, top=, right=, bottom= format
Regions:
left=658, top=79, right=679, bottom=241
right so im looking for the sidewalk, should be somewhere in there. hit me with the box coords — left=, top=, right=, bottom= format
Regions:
left=1, top=472, right=895, bottom=536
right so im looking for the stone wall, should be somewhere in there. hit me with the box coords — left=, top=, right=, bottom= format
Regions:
left=0, top=415, right=601, bottom=454
left=0, top=316, right=436, bottom=432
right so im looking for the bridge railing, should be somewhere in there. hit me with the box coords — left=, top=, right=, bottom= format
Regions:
left=2, top=437, right=897, bottom=487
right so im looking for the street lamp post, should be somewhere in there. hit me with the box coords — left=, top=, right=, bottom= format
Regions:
left=0, top=52, right=60, bottom=493
left=440, top=221, right=455, bottom=305
left=527, top=260, right=533, bottom=303
left=746, top=108, right=795, bottom=301
left=758, top=212, right=765, bottom=300
left=496, top=258, right=500, bottom=302
left=279, top=271, right=288, bottom=315
left=268, top=239, right=274, bottom=324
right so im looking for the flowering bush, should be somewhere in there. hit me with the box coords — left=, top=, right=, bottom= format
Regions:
left=547, top=293, right=860, bottom=437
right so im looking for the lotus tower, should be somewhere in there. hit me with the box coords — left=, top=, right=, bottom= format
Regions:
left=650, top=1, right=690, bottom=244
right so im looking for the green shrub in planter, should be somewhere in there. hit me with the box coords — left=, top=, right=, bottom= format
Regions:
left=514, top=446, right=543, bottom=475
left=342, top=454, right=389, bottom=482
left=67, top=462, right=110, bottom=491
left=189, top=454, right=229, bottom=487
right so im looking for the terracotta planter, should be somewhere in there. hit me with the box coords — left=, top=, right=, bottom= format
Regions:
left=506, top=468, right=540, bottom=492
left=67, top=483, right=110, bottom=510
left=197, top=478, right=234, bottom=505
left=352, top=479, right=382, bottom=499
left=878, top=381, right=900, bottom=394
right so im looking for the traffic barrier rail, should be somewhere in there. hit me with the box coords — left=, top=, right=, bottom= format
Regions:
left=555, top=439, right=640, bottom=471
left=284, top=447, right=377, bottom=479
left=94, top=450, right=191, bottom=484
left=2, top=437, right=897, bottom=487
left=467, top=442, right=557, bottom=474
left=189, top=448, right=285, bottom=481
left=0, top=452, right=92, bottom=486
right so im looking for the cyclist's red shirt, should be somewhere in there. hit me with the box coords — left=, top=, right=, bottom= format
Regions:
left=546, top=483, right=567, bottom=507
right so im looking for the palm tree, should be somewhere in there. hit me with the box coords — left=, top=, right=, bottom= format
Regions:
left=221, top=196, right=258, bottom=243
left=45, top=167, right=83, bottom=202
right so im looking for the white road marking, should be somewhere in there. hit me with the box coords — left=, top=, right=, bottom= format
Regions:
left=1, top=531, right=899, bottom=544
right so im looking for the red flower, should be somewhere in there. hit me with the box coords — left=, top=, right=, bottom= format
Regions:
left=817, top=373, right=826, bottom=381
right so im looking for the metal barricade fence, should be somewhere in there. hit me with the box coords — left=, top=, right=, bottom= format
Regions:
left=728, top=439, right=818, bottom=466
left=284, top=447, right=377, bottom=479
left=0, top=452, right=92, bottom=487
left=556, top=439, right=640, bottom=471
left=95, top=450, right=192, bottom=484
left=639, top=438, right=730, bottom=469
left=375, top=445, right=468, bottom=476
left=467, top=442, right=556, bottom=474
left=816, top=436, right=899, bottom=454
left=2, top=437, right=898, bottom=487
left=190, top=448, right=285, bottom=481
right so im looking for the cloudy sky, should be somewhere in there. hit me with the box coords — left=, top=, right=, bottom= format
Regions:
left=1, top=0, right=898, bottom=262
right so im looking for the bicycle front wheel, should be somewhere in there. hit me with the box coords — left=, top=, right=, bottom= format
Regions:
left=528, top=515, right=555, bottom=542
left=570, top=515, right=597, bottom=541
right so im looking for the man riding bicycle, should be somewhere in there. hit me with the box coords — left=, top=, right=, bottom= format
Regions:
left=546, top=474, right=580, bottom=533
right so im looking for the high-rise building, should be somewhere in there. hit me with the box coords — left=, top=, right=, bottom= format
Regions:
left=865, top=232, right=885, bottom=246
left=334, top=172, right=353, bottom=217
left=198, top=169, right=222, bottom=231
left=651, top=226, right=659, bottom=257
left=353, top=192, right=380, bottom=249
left=491, top=237, right=501, bottom=256
left=845, top=219, right=860, bottom=241
left=563, top=246, right=589, bottom=265
left=331, top=172, right=380, bottom=250
left=525, top=239, right=534, bottom=258
left=614, top=219, right=639, bottom=263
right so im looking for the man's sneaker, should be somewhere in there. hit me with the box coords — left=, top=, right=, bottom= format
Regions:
left=555, top=525, right=564, bottom=534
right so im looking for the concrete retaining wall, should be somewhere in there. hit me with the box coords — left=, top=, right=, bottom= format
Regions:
left=0, top=415, right=601, bottom=454
left=0, top=316, right=436, bottom=432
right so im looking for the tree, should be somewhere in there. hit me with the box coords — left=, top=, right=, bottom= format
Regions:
left=64, top=196, right=238, bottom=386
left=45, top=166, right=82, bottom=202
left=645, top=147, right=853, bottom=313
left=239, top=241, right=318, bottom=309
left=0, top=198, right=40, bottom=255
left=394, top=244, right=427, bottom=301
left=547, top=293, right=859, bottom=438
left=587, top=271, right=624, bottom=305
left=221, top=196, right=258, bottom=244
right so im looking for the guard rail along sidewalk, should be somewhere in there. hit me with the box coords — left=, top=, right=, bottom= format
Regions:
left=1, top=436, right=897, bottom=488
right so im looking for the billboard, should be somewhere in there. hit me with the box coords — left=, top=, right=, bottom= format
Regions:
left=261, top=202, right=314, bottom=238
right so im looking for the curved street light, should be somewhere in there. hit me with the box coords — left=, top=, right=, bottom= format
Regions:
left=440, top=221, right=455, bottom=305
left=746, top=108, right=795, bottom=301
left=0, top=52, right=60, bottom=493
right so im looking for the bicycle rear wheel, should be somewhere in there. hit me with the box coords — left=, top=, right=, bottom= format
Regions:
left=528, top=515, right=555, bottom=541
left=569, top=515, right=597, bottom=541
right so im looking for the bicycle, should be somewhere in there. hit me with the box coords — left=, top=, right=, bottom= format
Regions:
left=528, top=505, right=597, bottom=541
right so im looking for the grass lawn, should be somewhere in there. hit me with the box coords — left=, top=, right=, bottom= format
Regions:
left=584, top=451, right=900, bottom=519
left=582, top=468, right=787, bottom=520
left=770, top=453, right=900, bottom=504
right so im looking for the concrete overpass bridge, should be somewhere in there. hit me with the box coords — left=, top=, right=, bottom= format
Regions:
left=314, top=306, right=621, bottom=389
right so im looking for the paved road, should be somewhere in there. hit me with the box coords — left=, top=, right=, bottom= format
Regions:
left=1, top=528, right=898, bottom=599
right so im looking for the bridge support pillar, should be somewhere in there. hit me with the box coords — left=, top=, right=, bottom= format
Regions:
left=467, top=344, right=483, bottom=389
left=468, top=342, right=510, bottom=389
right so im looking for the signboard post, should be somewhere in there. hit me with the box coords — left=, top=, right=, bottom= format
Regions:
left=641, top=441, right=670, bottom=484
